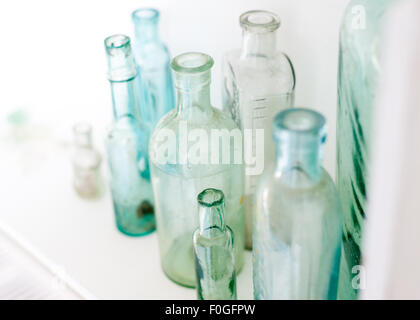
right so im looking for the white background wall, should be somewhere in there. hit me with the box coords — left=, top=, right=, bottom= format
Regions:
left=0, top=0, right=350, bottom=176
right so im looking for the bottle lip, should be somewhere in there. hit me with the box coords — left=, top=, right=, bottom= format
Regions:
left=273, top=108, right=327, bottom=140
left=198, top=188, right=224, bottom=208
left=131, top=8, right=160, bottom=23
left=171, top=52, right=214, bottom=74
left=104, top=34, right=130, bottom=51
left=240, top=10, right=281, bottom=33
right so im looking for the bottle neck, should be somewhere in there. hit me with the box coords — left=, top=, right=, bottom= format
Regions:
left=241, top=30, right=277, bottom=59
left=134, top=22, right=160, bottom=44
left=110, top=78, right=139, bottom=120
left=198, top=192, right=226, bottom=239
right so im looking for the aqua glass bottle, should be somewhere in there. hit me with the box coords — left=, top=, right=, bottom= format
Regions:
left=132, top=8, right=175, bottom=128
left=222, top=10, right=295, bottom=249
left=253, top=108, right=342, bottom=300
left=104, top=34, right=155, bottom=236
left=149, top=52, right=245, bottom=288
left=337, top=0, right=397, bottom=299
left=193, top=189, right=237, bottom=300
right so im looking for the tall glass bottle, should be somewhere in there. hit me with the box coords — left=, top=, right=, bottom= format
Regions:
left=253, top=108, right=342, bottom=300
left=149, top=52, right=245, bottom=287
left=193, top=188, right=237, bottom=300
left=222, top=10, right=295, bottom=248
left=132, top=8, right=175, bottom=128
left=337, top=0, right=397, bottom=299
left=104, top=34, right=155, bottom=236
left=72, top=123, right=103, bottom=199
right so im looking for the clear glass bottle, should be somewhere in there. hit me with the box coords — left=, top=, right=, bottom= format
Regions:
left=132, top=8, right=175, bottom=128
left=222, top=10, right=296, bottom=249
left=193, top=188, right=237, bottom=300
left=149, top=52, right=245, bottom=287
left=337, top=0, right=397, bottom=299
left=72, top=123, right=103, bottom=199
left=253, top=108, right=342, bottom=300
left=104, top=34, right=155, bottom=236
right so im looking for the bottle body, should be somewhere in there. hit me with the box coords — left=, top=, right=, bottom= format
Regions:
left=337, top=0, right=396, bottom=298
left=149, top=53, right=245, bottom=287
left=253, top=109, right=342, bottom=300
left=223, top=11, right=295, bottom=249
left=132, top=8, right=175, bottom=128
left=104, top=34, right=155, bottom=236
left=193, top=189, right=237, bottom=300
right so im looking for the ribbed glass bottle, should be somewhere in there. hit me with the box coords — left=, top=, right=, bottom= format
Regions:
left=149, top=52, right=245, bottom=287
left=132, top=8, right=175, bottom=128
left=337, top=0, right=397, bottom=299
left=193, top=189, right=237, bottom=300
left=253, top=108, right=342, bottom=300
left=222, top=10, right=295, bottom=248
left=104, top=35, right=155, bottom=236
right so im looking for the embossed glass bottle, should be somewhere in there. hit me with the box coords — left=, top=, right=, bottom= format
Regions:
left=193, top=189, right=237, bottom=300
left=149, top=52, right=245, bottom=287
left=253, top=109, right=342, bottom=300
left=337, top=0, right=397, bottom=299
left=132, top=8, right=175, bottom=128
left=104, top=34, right=155, bottom=236
left=222, top=10, right=295, bottom=248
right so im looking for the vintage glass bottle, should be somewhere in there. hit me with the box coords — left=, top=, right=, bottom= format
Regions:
left=193, top=189, right=237, bottom=300
left=132, top=8, right=175, bottom=128
left=149, top=52, right=245, bottom=287
left=253, top=108, right=342, bottom=300
left=222, top=10, right=295, bottom=248
left=104, top=34, right=155, bottom=236
left=72, top=123, right=103, bottom=199
left=337, top=0, right=397, bottom=299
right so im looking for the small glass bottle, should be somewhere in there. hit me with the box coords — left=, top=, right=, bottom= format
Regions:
left=72, top=123, right=103, bottom=199
left=337, top=0, right=398, bottom=299
left=193, top=189, right=237, bottom=300
left=253, top=108, right=342, bottom=300
left=104, top=34, right=155, bottom=236
left=132, top=8, right=175, bottom=128
left=149, top=52, right=245, bottom=287
left=223, top=10, right=296, bottom=249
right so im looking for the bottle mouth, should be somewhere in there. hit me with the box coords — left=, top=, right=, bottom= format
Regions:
left=104, top=34, right=130, bottom=53
left=240, top=10, right=280, bottom=33
left=131, top=8, right=159, bottom=23
left=171, top=52, right=214, bottom=74
left=198, top=188, right=224, bottom=207
left=273, top=108, right=327, bottom=142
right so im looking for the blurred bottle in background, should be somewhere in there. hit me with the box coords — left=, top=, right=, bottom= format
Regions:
left=72, top=123, right=103, bottom=199
left=253, top=108, right=342, bottom=300
left=222, top=10, right=295, bottom=249
left=132, top=8, right=175, bottom=129
left=104, top=34, right=155, bottom=236
left=336, top=0, right=398, bottom=299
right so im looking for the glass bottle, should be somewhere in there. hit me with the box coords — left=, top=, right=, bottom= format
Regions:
left=193, top=188, right=237, bottom=300
left=337, top=0, right=397, bottom=299
left=72, top=123, right=103, bottom=199
left=149, top=52, right=245, bottom=287
left=222, top=10, right=295, bottom=249
left=132, top=8, right=175, bottom=128
left=253, top=108, right=342, bottom=300
left=104, top=34, right=155, bottom=236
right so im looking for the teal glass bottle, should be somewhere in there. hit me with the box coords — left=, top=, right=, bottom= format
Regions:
left=149, top=52, right=245, bottom=287
left=193, top=189, right=237, bottom=300
left=253, top=108, right=342, bottom=300
left=104, top=34, right=155, bottom=236
left=132, top=8, right=175, bottom=128
left=337, top=0, right=397, bottom=299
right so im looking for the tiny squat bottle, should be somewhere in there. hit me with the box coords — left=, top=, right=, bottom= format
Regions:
left=193, top=188, right=237, bottom=300
left=104, top=34, right=155, bottom=236
left=132, top=8, right=175, bottom=128
left=72, top=123, right=103, bottom=199
left=253, top=108, right=342, bottom=300
left=223, top=10, right=296, bottom=249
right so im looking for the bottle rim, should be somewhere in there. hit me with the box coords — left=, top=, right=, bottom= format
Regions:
left=131, top=8, right=160, bottom=23
left=240, top=10, right=281, bottom=33
left=171, top=52, right=214, bottom=74
left=104, top=34, right=130, bottom=51
left=198, top=188, right=225, bottom=208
